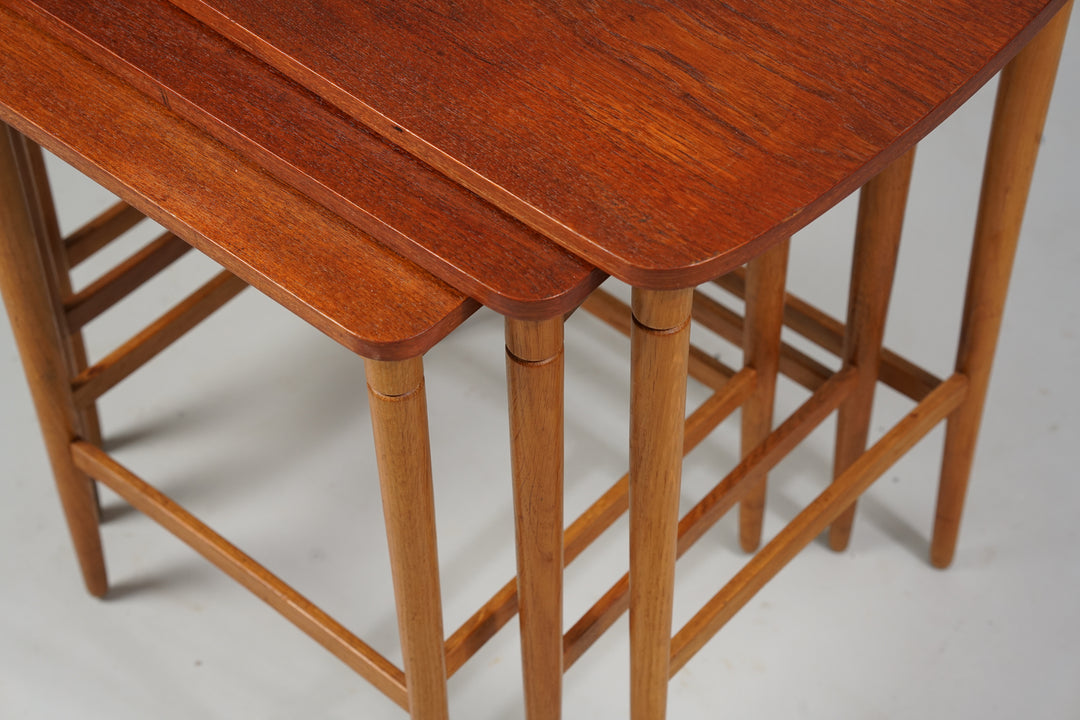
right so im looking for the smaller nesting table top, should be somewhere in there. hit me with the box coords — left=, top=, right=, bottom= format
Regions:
left=10, top=0, right=605, bottom=321
left=0, top=5, right=478, bottom=360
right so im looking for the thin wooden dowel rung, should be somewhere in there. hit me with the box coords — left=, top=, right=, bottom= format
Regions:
left=669, top=373, right=968, bottom=674
left=688, top=345, right=737, bottom=390
left=563, top=366, right=858, bottom=669
left=65, top=231, right=192, bottom=331
left=64, top=201, right=145, bottom=267
left=69, top=441, right=409, bottom=708
left=877, top=349, right=942, bottom=403
left=692, top=289, right=835, bottom=392
left=71, top=270, right=246, bottom=407
left=683, top=368, right=756, bottom=452
left=717, top=268, right=839, bottom=348
left=714, top=271, right=941, bottom=401
left=444, top=579, right=519, bottom=677
left=580, top=287, right=736, bottom=390
left=444, top=367, right=758, bottom=675
left=579, top=287, right=632, bottom=335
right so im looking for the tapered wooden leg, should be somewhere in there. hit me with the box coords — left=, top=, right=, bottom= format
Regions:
left=738, top=239, right=790, bottom=552
left=13, top=134, right=105, bottom=520
left=506, top=316, right=564, bottom=720
left=629, top=287, right=694, bottom=720
left=931, top=1, right=1073, bottom=569
left=828, top=148, right=917, bottom=551
left=365, top=357, right=448, bottom=720
left=0, top=123, right=107, bottom=597
left=16, top=137, right=104, bottom=446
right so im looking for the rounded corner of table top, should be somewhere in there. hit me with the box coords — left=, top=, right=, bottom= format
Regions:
left=0, top=5, right=478, bottom=361
left=166, top=0, right=1073, bottom=287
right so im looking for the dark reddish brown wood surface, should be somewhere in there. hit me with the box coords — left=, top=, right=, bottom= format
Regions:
left=168, top=0, right=1066, bottom=288
left=7, top=0, right=602, bottom=320
left=0, top=5, right=477, bottom=360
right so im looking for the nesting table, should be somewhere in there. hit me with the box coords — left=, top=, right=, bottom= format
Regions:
left=0, top=1, right=1074, bottom=719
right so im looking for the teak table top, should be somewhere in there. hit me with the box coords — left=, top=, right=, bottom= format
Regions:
left=168, top=0, right=1066, bottom=288
left=8, top=0, right=603, bottom=320
left=0, top=5, right=477, bottom=360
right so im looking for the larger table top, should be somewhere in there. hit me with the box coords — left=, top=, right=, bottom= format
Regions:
left=169, top=0, right=1066, bottom=288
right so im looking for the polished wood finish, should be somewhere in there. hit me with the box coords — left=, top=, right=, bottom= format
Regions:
left=172, top=0, right=1065, bottom=287
left=69, top=441, right=409, bottom=708
left=579, top=289, right=633, bottom=337
left=366, top=358, right=449, bottom=720
left=828, top=148, right=917, bottom=551
left=70, top=270, right=247, bottom=406
left=64, top=201, right=144, bottom=268
left=581, top=287, right=737, bottom=390
left=565, top=367, right=856, bottom=668
left=670, top=373, right=969, bottom=674
left=13, top=0, right=603, bottom=319
left=65, top=231, right=192, bottom=332
left=3, top=15, right=480, bottom=711
left=0, top=6, right=476, bottom=360
left=0, top=123, right=106, bottom=596
left=693, top=287, right=835, bottom=393
left=932, top=1, right=1074, bottom=568
left=444, top=365, right=754, bottom=676
left=739, top=239, right=790, bottom=552
left=0, top=0, right=1070, bottom=714
left=715, top=271, right=943, bottom=402
left=629, top=287, right=693, bottom=720
left=506, top=317, right=564, bottom=720
left=14, top=135, right=104, bottom=447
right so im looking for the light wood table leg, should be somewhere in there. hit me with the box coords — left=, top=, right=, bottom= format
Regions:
left=16, top=136, right=104, bottom=447
left=738, top=238, right=790, bottom=552
left=0, top=123, right=107, bottom=597
left=629, top=287, right=694, bottom=720
left=828, top=148, right=916, bottom=551
left=931, top=0, right=1073, bottom=569
left=506, top=316, right=564, bottom=720
left=365, top=357, right=448, bottom=720
left=13, top=133, right=106, bottom=520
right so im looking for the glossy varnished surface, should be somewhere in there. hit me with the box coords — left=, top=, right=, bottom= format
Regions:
left=0, top=6, right=476, bottom=359
left=171, top=0, right=1065, bottom=287
left=7, top=0, right=602, bottom=319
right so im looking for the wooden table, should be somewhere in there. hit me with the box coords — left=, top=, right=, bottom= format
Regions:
left=1, top=1, right=1074, bottom=719
left=155, top=2, right=1071, bottom=719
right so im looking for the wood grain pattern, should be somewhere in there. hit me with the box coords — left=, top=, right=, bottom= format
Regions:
left=692, top=288, right=834, bottom=392
left=932, top=1, right=1073, bottom=568
left=366, top=358, right=449, bottom=720
left=670, top=373, right=969, bottom=674
left=738, top=239, right=789, bottom=552
left=10, top=0, right=602, bottom=319
left=564, top=367, right=856, bottom=669
left=15, top=134, right=103, bottom=447
left=171, top=0, right=1065, bottom=288
left=64, top=201, right=144, bottom=268
left=506, top=317, right=564, bottom=720
left=0, top=6, right=477, bottom=359
left=580, top=288, right=737, bottom=390
left=444, top=365, right=754, bottom=676
left=70, top=271, right=247, bottom=407
left=715, top=271, right=942, bottom=401
left=0, top=123, right=106, bottom=596
left=65, top=231, right=192, bottom=332
left=70, top=441, right=409, bottom=709
left=828, top=148, right=916, bottom=551
left=629, top=288, right=693, bottom=720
